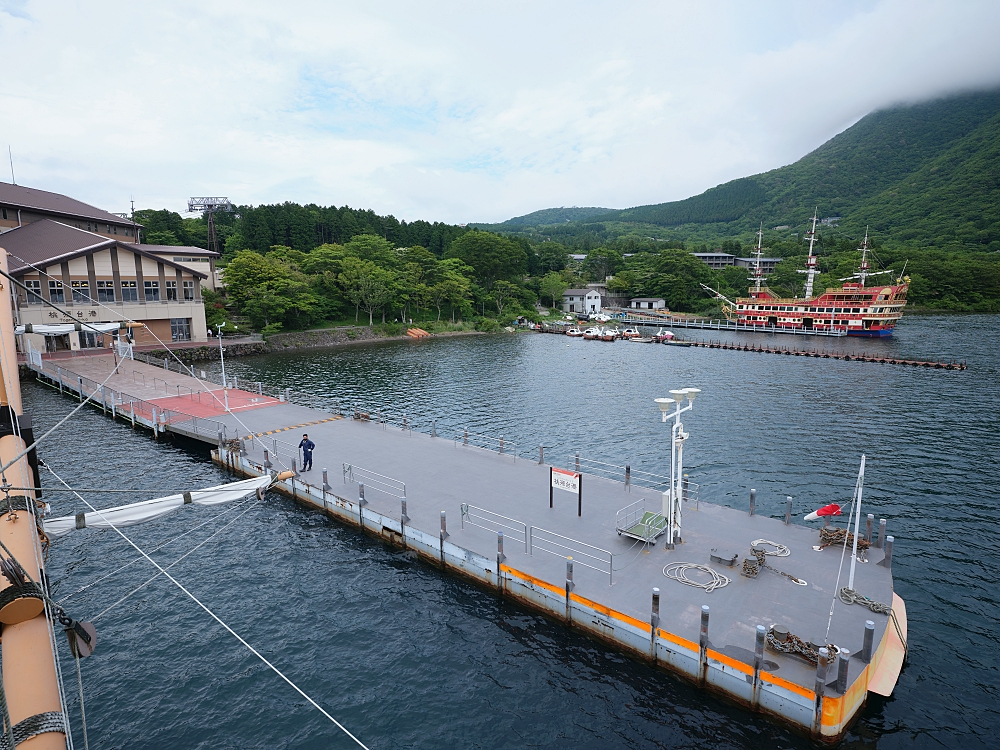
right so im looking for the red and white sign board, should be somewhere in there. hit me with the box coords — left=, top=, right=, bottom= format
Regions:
left=551, top=467, right=580, bottom=493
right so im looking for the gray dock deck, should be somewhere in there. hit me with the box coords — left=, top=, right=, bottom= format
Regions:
left=27, top=352, right=902, bottom=741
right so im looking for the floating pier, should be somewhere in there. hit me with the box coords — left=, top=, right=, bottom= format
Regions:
left=24, top=352, right=907, bottom=742
left=692, top=339, right=967, bottom=370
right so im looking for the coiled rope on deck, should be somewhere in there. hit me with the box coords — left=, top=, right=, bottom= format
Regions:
left=663, top=562, right=731, bottom=593
left=751, top=539, right=790, bottom=557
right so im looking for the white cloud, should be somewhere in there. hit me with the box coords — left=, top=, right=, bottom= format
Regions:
left=1, top=0, right=999, bottom=225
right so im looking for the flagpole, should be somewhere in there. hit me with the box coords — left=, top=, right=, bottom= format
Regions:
left=847, top=455, right=866, bottom=590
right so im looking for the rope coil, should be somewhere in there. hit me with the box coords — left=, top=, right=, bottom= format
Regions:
left=751, top=539, right=790, bottom=556
left=663, top=562, right=731, bottom=593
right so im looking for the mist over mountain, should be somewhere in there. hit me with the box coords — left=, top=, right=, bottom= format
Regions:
left=490, top=88, right=1000, bottom=251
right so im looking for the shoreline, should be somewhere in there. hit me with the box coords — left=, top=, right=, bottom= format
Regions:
left=260, top=326, right=488, bottom=355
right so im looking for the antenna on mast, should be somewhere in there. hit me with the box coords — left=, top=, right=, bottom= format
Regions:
left=7, top=146, right=14, bottom=185
left=797, top=208, right=819, bottom=298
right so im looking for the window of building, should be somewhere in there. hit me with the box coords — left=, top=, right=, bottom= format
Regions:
left=71, top=280, right=90, bottom=303
left=23, top=280, right=42, bottom=304
left=121, top=280, right=138, bottom=302
left=165, top=280, right=178, bottom=301
left=144, top=280, right=160, bottom=302
left=1, top=208, right=6, bottom=220
left=48, top=280, right=65, bottom=303
left=182, top=280, right=194, bottom=300
left=170, top=318, right=191, bottom=342
left=96, top=280, right=116, bottom=303
left=79, top=331, right=104, bottom=349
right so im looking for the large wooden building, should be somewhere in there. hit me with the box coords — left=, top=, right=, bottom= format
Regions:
left=0, top=219, right=209, bottom=352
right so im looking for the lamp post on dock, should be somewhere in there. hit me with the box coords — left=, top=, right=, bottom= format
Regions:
left=655, top=388, right=700, bottom=548
left=216, top=322, right=231, bottom=412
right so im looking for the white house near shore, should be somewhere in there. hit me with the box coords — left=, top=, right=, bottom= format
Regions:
left=561, top=288, right=602, bottom=314
left=630, top=297, right=667, bottom=310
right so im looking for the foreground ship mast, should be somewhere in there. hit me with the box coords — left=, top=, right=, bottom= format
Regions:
left=0, top=248, right=67, bottom=749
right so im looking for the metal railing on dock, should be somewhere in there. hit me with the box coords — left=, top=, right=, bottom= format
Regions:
left=529, top=526, right=614, bottom=585
left=566, top=453, right=673, bottom=493
left=460, top=503, right=528, bottom=551
left=454, top=429, right=516, bottom=462
left=342, top=463, right=406, bottom=498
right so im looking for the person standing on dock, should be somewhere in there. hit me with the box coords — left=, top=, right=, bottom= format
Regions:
left=299, top=433, right=315, bottom=471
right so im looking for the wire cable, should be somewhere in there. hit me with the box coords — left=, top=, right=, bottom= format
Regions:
left=58, top=495, right=259, bottom=605
left=92, top=498, right=261, bottom=622
left=42, top=461, right=371, bottom=750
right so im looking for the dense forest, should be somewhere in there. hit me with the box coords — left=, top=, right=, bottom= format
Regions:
left=133, top=88, right=1000, bottom=332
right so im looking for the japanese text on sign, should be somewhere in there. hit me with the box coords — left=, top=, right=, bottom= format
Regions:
left=551, top=468, right=580, bottom=494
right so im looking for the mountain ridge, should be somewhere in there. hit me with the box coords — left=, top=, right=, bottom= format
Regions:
left=488, top=87, right=1000, bottom=250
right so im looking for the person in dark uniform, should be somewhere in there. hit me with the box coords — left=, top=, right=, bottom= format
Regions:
left=299, top=433, right=315, bottom=471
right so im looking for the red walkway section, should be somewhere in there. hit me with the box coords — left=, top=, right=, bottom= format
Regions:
left=147, top=389, right=282, bottom=419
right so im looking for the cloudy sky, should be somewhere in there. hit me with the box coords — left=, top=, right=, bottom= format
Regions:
left=2, top=1, right=1000, bottom=224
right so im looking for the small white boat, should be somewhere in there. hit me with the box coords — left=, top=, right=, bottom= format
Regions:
left=621, top=327, right=641, bottom=339
left=566, top=327, right=584, bottom=337
left=583, top=327, right=601, bottom=340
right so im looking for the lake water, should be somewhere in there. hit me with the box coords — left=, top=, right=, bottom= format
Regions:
left=34, top=314, right=999, bottom=748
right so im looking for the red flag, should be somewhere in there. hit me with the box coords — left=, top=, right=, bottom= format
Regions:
left=804, top=503, right=842, bottom=521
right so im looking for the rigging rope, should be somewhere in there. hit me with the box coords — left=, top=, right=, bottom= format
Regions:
left=58, top=495, right=258, bottom=605
left=839, top=587, right=908, bottom=661
left=92, top=498, right=261, bottom=622
left=663, top=562, right=731, bottom=593
left=73, top=651, right=89, bottom=750
left=42, top=462, right=371, bottom=750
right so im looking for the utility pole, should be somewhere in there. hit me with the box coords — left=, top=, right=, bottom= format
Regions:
left=0, top=247, right=66, bottom=749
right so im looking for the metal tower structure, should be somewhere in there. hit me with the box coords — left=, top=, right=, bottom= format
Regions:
left=187, top=197, right=233, bottom=254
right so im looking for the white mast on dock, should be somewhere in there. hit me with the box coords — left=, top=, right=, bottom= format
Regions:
left=797, top=209, right=820, bottom=298
left=655, top=388, right=700, bottom=548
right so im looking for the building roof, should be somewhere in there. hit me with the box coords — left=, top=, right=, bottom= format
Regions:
left=0, top=182, right=138, bottom=226
left=691, top=252, right=735, bottom=258
left=563, top=288, right=600, bottom=296
left=137, top=244, right=220, bottom=258
left=0, top=220, right=207, bottom=278
left=631, top=297, right=665, bottom=302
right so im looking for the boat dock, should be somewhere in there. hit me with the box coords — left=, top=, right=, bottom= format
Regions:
left=24, top=351, right=906, bottom=742
left=691, top=339, right=968, bottom=370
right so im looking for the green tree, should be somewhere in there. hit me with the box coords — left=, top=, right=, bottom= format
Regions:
left=491, top=280, right=519, bottom=317
left=444, top=230, right=527, bottom=290
left=539, top=272, right=568, bottom=308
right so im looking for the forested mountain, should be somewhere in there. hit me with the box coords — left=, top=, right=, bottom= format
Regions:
left=475, top=206, right=615, bottom=230
left=136, top=203, right=468, bottom=258
left=496, top=88, right=1000, bottom=251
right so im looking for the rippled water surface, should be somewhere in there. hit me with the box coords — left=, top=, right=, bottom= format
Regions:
left=34, top=314, right=999, bottom=748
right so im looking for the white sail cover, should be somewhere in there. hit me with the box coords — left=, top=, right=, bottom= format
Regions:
left=44, top=475, right=272, bottom=539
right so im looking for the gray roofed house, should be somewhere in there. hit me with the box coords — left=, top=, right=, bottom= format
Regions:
left=561, top=288, right=602, bottom=314
left=0, top=182, right=140, bottom=242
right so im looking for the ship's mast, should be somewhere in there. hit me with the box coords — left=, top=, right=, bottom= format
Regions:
left=797, top=209, right=819, bottom=298
left=0, top=248, right=67, bottom=749
left=749, top=222, right=766, bottom=296
left=858, top=227, right=870, bottom=288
